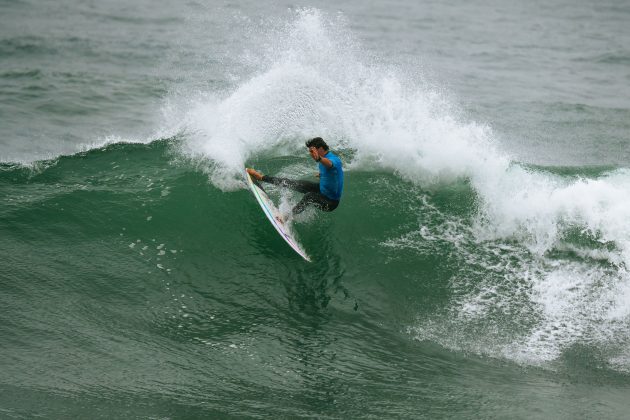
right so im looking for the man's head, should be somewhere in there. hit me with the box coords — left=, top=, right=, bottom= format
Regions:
left=305, top=137, right=329, bottom=151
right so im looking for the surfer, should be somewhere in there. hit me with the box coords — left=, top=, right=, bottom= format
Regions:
left=247, top=137, right=344, bottom=220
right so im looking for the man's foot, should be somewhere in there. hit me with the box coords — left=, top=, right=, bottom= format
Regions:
left=246, top=168, right=264, bottom=181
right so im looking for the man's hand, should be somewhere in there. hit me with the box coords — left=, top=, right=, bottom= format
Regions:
left=308, top=146, right=333, bottom=167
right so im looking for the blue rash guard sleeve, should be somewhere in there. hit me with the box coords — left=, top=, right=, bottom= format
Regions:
left=318, top=151, right=344, bottom=201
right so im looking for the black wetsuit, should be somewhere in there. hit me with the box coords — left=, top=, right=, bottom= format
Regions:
left=261, top=176, right=339, bottom=215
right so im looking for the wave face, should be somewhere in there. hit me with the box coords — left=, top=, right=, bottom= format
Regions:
left=2, top=4, right=630, bottom=419
left=167, top=9, right=630, bottom=366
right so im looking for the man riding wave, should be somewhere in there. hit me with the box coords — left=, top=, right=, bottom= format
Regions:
left=246, top=137, right=344, bottom=219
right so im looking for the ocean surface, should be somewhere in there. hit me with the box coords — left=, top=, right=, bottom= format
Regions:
left=2, top=0, right=630, bottom=418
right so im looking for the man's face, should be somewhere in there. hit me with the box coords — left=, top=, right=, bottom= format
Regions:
left=310, top=146, right=324, bottom=156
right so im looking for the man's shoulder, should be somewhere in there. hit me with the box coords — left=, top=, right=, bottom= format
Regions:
left=327, top=151, right=342, bottom=164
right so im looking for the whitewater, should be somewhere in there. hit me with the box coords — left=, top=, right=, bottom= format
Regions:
left=160, top=9, right=630, bottom=368
left=2, top=2, right=630, bottom=418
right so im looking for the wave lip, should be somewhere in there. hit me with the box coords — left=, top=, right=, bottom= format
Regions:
left=3, top=5, right=628, bottom=371
left=172, top=8, right=630, bottom=266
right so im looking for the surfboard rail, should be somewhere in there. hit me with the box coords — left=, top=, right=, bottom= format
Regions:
left=245, top=169, right=311, bottom=262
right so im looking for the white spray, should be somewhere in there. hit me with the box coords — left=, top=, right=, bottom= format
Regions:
left=171, top=9, right=630, bottom=368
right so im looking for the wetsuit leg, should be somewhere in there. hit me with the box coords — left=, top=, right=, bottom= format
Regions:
left=292, top=192, right=339, bottom=215
left=261, top=176, right=319, bottom=194
left=261, top=175, right=339, bottom=215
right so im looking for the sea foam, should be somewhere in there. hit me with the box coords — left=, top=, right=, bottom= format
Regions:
left=171, top=8, right=630, bottom=369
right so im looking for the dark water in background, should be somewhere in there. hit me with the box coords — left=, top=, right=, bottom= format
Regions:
left=2, top=0, right=630, bottom=418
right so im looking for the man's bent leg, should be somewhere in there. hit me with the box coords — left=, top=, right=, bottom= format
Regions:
left=292, top=192, right=339, bottom=215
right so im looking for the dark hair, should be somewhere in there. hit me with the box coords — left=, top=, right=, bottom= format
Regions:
left=305, top=137, right=329, bottom=151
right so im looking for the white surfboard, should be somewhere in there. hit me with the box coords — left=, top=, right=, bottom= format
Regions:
left=245, top=170, right=311, bottom=262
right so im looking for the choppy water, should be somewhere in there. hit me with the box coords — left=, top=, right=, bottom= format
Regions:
left=1, top=0, right=630, bottom=418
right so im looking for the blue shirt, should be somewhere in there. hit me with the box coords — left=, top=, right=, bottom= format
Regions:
left=319, top=151, right=344, bottom=201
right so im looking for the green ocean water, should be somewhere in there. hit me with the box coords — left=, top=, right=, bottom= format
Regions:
left=3, top=140, right=628, bottom=418
left=2, top=0, right=630, bottom=418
